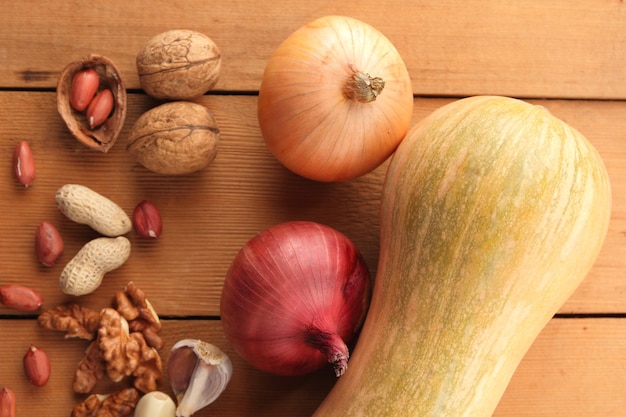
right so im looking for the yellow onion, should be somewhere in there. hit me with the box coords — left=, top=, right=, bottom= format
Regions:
left=258, top=15, right=413, bottom=182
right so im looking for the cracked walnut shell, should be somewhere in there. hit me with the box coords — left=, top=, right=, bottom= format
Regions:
left=136, top=29, right=221, bottom=100
left=57, top=54, right=127, bottom=153
left=127, top=101, right=220, bottom=175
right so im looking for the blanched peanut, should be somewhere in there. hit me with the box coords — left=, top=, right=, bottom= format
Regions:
left=60, top=236, right=131, bottom=296
left=55, top=184, right=131, bottom=237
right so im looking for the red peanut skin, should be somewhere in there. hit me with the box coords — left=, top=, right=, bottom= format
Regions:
left=35, top=221, right=64, bottom=266
left=23, top=346, right=51, bottom=387
left=69, top=68, right=99, bottom=111
left=13, top=141, right=36, bottom=187
left=86, top=88, right=114, bottom=129
left=0, top=285, right=43, bottom=312
left=133, top=200, right=163, bottom=239
left=0, top=387, right=16, bottom=417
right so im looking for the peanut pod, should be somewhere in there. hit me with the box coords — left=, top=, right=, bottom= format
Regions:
left=60, top=236, right=131, bottom=296
left=55, top=184, right=131, bottom=237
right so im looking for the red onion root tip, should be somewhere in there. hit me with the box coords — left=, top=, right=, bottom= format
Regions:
left=304, top=325, right=350, bottom=377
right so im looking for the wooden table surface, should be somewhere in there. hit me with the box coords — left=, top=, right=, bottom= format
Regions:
left=1, top=1, right=625, bottom=416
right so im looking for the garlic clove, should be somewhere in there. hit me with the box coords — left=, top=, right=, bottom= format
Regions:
left=134, top=391, right=176, bottom=417
left=168, top=345, right=197, bottom=400
left=167, top=339, right=232, bottom=417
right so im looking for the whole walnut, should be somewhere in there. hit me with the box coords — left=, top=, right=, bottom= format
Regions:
left=136, top=29, right=221, bottom=100
left=127, top=101, right=220, bottom=175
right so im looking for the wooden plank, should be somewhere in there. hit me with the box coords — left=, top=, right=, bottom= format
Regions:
left=0, top=1, right=625, bottom=99
left=496, top=318, right=626, bottom=417
left=0, top=318, right=623, bottom=416
left=0, top=93, right=623, bottom=316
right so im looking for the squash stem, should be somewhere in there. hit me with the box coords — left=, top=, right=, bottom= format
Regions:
left=304, top=325, right=349, bottom=377
left=343, top=67, right=385, bottom=103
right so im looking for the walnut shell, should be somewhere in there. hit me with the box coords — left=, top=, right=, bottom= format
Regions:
left=136, top=30, right=221, bottom=100
left=127, top=101, right=220, bottom=175
left=56, top=54, right=127, bottom=153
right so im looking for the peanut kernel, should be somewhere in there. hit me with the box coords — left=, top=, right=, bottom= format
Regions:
left=133, top=200, right=163, bottom=239
left=86, top=88, right=114, bottom=129
left=13, top=141, right=36, bottom=188
left=23, top=345, right=51, bottom=387
left=35, top=221, right=64, bottom=267
left=0, top=387, right=16, bottom=417
left=70, top=68, right=100, bottom=111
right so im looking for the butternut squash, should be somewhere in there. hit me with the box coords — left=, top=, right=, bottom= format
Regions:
left=313, top=96, right=611, bottom=416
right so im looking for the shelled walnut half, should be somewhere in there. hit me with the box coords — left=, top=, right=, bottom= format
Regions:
left=37, top=303, right=101, bottom=340
left=37, top=282, right=164, bottom=398
left=71, top=387, right=139, bottom=417
left=113, top=281, right=163, bottom=350
left=98, top=308, right=163, bottom=393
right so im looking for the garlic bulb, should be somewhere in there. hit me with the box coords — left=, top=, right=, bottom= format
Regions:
left=167, top=339, right=232, bottom=417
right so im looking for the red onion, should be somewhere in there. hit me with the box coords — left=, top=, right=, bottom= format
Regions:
left=220, top=221, right=371, bottom=377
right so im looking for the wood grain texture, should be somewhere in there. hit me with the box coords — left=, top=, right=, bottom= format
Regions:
left=1, top=1, right=625, bottom=415
left=495, top=318, right=626, bottom=417
left=1, top=1, right=625, bottom=98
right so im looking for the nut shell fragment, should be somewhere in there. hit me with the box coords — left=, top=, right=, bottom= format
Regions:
left=57, top=54, right=127, bottom=153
